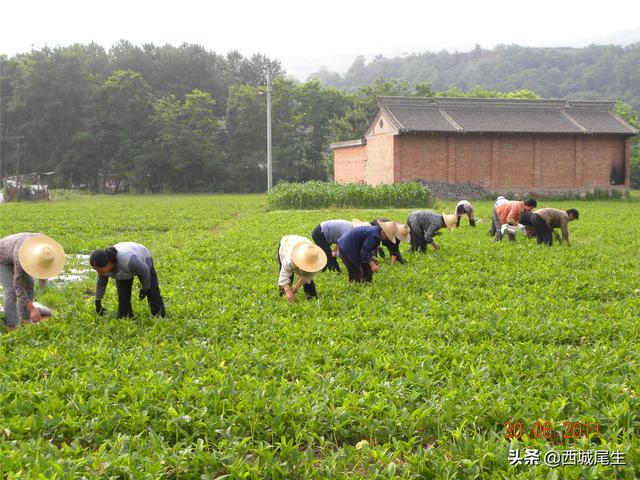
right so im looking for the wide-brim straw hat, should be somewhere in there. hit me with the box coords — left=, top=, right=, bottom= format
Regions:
left=442, top=212, right=458, bottom=231
left=351, top=218, right=371, bottom=228
left=377, top=219, right=398, bottom=243
left=18, top=235, right=66, bottom=279
left=395, top=222, right=410, bottom=242
left=291, top=242, right=327, bottom=273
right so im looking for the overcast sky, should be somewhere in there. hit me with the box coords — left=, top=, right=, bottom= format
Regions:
left=2, top=0, right=639, bottom=80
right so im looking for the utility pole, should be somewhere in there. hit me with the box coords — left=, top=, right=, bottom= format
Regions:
left=266, top=62, right=273, bottom=192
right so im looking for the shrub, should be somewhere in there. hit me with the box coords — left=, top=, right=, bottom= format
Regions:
left=267, top=181, right=431, bottom=210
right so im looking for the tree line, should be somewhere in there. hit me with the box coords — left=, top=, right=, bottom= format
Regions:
left=1, top=42, right=638, bottom=193
left=310, top=44, right=640, bottom=111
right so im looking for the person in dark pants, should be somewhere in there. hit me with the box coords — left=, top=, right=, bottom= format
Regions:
left=529, top=208, right=579, bottom=246
left=407, top=211, right=457, bottom=253
left=336, top=220, right=397, bottom=283
left=311, top=219, right=353, bottom=272
left=277, top=235, right=327, bottom=302
left=90, top=242, right=166, bottom=318
left=369, top=218, right=410, bottom=264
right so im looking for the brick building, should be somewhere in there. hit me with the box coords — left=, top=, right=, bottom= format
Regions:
left=331, top=97, right=638, bottom=193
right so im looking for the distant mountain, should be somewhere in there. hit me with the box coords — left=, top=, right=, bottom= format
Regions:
left=309, top=44, right=640, bottom=110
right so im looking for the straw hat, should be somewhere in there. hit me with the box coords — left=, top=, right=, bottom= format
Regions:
left=291, top=242, right=327, bottom=273
left=442, top=212, right=458, bottom=231
left=18, top=235, right=66, bottom=279
left=395, top=223, right=410, bottom=242
left=351, top=218, right=371, bottom=228
left=377, top=219, right=398, bottom=243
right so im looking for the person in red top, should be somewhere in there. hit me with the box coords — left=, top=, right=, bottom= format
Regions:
left=494, top=198, right=537, bottom=241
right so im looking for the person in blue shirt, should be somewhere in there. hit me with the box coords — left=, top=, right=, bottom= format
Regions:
left=336, top=220, right=397, bottom=283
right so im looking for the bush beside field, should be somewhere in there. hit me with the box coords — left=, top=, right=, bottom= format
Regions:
left=267, top=181, right=431, bottom=210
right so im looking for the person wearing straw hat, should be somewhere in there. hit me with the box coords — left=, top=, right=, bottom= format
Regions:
left=455, top=200, right=476, bottom=228
left=278, top=235, right=327, bottom=302
left=369, top=218, right=410, bottom=265
left=310, top=219, right=354, bottom=273
left=89, top=242, right=166, bottom=319
left=336, top=220, right=397, bottom=283
left=0, top=233, right=65, bottom=330
left=407, top=211, right=457, bottom=253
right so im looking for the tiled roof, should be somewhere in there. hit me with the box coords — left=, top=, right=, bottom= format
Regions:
left=376, top=97, right=639, bottom=135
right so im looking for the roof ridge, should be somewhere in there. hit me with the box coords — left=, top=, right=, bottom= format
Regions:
left=560, top=110, right=589, bottom=133
left=439, top=108, right=463, bottom=133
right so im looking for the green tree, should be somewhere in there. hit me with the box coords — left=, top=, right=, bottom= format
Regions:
left=152, top=89, right=223, bottom=191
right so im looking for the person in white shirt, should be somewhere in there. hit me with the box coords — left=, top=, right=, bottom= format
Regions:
left=277, top=235, right=327, bottom=302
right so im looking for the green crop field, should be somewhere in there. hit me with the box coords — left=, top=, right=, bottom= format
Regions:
left=1, top=194, right=639, bottom=479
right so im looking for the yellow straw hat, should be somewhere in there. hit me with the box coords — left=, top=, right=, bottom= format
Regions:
left=18, top=235, right=66, bottom=279
left=395, top=223, right=410, bottom=242
left=291, top=242, right=327, bottom=273
left=377, top=219, right=398, bottom=243
left=442, top=212, right=458, bottom=231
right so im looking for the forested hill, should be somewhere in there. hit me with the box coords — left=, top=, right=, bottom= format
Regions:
left=309, top=44, right=640, bottom=110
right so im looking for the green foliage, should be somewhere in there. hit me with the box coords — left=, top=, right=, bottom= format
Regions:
left=312, top=44, right=640, bottom=111
left=1, top=195, right=639, bottom=478
left=267, top=181, right=431, bottom=210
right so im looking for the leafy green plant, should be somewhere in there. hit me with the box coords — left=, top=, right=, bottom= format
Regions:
left=267, top=181, right=431, bottom=210
left=1, top=195, right=638, bottom=478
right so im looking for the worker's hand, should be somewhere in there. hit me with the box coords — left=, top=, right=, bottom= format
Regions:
left=95, top=300, right=106, bottom=315
left=331, top=249, right=338, bottom=257
left=138, top=288, right=149, bottom=300
left=370, top=261, right=380, bottom=273
left=390, top=255, right=398, bottom=265
left=285, top=289, right=295, bottom=303
left=29, top=307, right=42, bottom=323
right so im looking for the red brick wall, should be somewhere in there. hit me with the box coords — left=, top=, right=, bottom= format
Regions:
left=334, top=144, right=367, bottom=183
left=395, top=133, right=629, bottom=191
left=398, top=134, right=449, bottom=182
left=336, top=132, right=630, bottom=190
left=365, top=134, right=396, bottom=184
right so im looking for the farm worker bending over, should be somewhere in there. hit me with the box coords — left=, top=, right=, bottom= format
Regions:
left=494, top=198, right=537, bottom=241
left=311, top=220, right=353, bottom=273
left=90, top=242, right=166, bottom=318
left=490, top=196, right=510, bottom=237
left=0, top=233, right=65, bottom=330
left=455, top=200, right=476, bottom=227
left=336, top=220, right=397, bottom=283
left=369, top=218, right=410, bottom=265
left=278, top=235, right=327, bottom=302
left=529, top=208, right=579, bottom=246
left=407, top=211, right=457, bottom=253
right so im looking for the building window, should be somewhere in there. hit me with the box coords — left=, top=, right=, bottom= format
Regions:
left=379, top=119, right=384, bottom=129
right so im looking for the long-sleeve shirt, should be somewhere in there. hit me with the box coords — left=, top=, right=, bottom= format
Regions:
left=337, top=226, right=381, bottom=265
left=534, top=208, right=571, bottom=242
left=95, top=242, right=153, bottom=300
left=495, top=201, right=526, bottom=225
left=0, top=232, right=44, bottom=307
left=407, top=211, right=444, bottom=245
left=320, top=220, right=353, bottom=244
left=278, top=235, right=318, bottom=287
